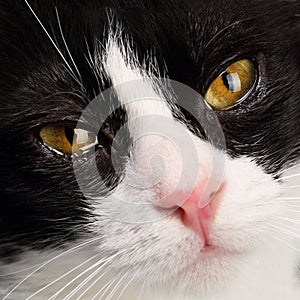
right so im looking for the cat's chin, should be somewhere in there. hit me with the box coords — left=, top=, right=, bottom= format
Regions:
left=124, top=243, right=243, bottom=297
left=140, top=252, right=241, bottom=298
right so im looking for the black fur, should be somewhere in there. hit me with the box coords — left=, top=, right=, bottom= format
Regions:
left=0, top=0, right=300, bottom=260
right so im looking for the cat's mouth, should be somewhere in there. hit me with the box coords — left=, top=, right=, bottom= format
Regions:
left=200, top=244, right=219, bottom=254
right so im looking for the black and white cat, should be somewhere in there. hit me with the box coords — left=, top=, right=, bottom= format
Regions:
left=1, top=0, right=300, bottom=299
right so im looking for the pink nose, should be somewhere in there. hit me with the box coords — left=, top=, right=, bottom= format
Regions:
left=155, top=180, right=220, bottom=245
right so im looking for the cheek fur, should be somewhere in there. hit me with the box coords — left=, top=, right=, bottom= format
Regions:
left=1, top=1, right=300, bottom=299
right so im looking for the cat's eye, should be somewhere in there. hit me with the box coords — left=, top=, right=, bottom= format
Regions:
left=40, top=125, right=98, bottom=156
left=204, top=59, right=256, bottom=110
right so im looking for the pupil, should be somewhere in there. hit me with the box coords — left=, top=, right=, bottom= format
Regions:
left=222, top=72, right=241, bottom=93
left=65, top=127, right=74, bottom=145
left=222, top=71, right=230, bottom=90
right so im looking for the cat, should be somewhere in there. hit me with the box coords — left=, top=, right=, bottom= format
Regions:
left=1, top=0, right=300, bottom=299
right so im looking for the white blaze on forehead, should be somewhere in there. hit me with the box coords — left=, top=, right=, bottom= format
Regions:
left=102, top=36, right=204, bottom=208
left=103, top=38, right=173, bottom=122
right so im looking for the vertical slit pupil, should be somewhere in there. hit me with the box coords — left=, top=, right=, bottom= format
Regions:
left=222, top=71, right=230, bottom=90
left=65, top=127, right=74, bottom=145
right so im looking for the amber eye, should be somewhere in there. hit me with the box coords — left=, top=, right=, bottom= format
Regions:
left=40, top=125, right=98, bottom=156
left=204, top=59, right=256, bottom=110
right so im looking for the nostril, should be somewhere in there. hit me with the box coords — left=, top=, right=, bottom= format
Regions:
left=162, top=183, right=224, bottom=244
left=209, top=192, right=216, bottom=199
left=154, top=188, right=192, bottom=209
left=176, top=206, right=185, bottom=219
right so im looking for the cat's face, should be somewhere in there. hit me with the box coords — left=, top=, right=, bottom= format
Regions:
left=1, top=0, right=300, bottom=299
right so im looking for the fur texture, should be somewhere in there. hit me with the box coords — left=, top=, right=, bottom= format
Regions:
left=0, top=0, right=300, bottom=299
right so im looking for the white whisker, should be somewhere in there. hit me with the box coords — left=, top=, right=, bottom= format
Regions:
left=285, top=204, right=300, bottom=209
left=63, top=254, right=119, bottom=300
left=137, top=280, right=146, bottom=300
left=2, top=237, right=102, bottom=300
left=84, top=37, right=102, bottom=92
left=24, top=1, right=75, bottom=77
left=272, top=219, right=300, bottom=230
left=105, top=272, right=128, bottom=300
left=55, top=7, right=82, bottom=82
left=282, top=184, right=300, bottom=189
left=115, top=268, right=140, bottom=300
left=91, top=277, right=118, bottom=300
left=75, top=268, right=112, bottom=299
left=276, top=162, right=300, bottom=177
left=282, top=208, right=300, bottom=213
left=277, top=216, right=300, bottom=225
left=49, top=251, right=123, bottom=300
left=94, top=38, right=106, bottom=78
left=277, top=173, right=300, bottom=181
left=24, top=254, right=100, bottom=300
left=0, top=263, right=44, bottom=277
left=270, top=233, right=300, bottom=253
left=269, top=223, right=300, bottom=238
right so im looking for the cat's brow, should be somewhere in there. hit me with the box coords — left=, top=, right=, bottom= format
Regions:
left=204, top=12, right=269, bottom=50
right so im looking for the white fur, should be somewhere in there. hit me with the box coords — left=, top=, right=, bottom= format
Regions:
left=97, top=35, right=300, bottom=299
left=1, top=32, right=300, bottom=300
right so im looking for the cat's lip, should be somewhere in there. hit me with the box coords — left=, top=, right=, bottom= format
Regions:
left=199, top=242, right=244, bottom=258
left=200, top=244, right=219, bottom=254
